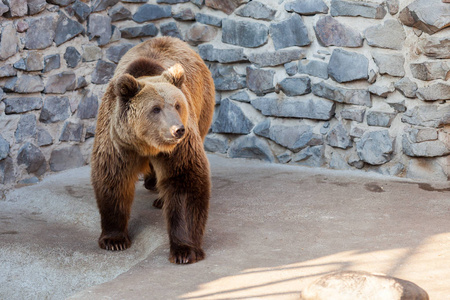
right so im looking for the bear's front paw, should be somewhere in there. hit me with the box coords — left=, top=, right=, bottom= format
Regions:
left=153, top=198, right=163, bottom=209
left=170, top=245, right=205, bottom=264
left=99, top=232, right=131, bottom=251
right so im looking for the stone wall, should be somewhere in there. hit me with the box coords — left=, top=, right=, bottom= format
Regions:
left=0, top=0, right=449, bottom=189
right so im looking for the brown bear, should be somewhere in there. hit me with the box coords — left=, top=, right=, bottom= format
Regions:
left=91, top=37, right=215, bottom=264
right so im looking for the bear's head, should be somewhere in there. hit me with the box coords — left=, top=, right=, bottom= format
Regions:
left=113, top=63, right=189, bottom=156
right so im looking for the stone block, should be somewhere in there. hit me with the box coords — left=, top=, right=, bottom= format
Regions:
left=204, top=133, right=228, bottom=153
left=15, top=114, right=36, bottom=143
left=25, top=16, right=56, bottom=50
left=292, top=145, right=324, bottom=167
left=0, top=24, right=19, bottom=60
left=251, top=96, right=335, bottom=121
left=228, top=134, right=275, bottom=162
left=366, top=111, right=396, bottom=127
left=330, top=0, right=386, bottom=19
left=64, top=47, right=81, bottom=69
left=410, top=61, right=450, bottom=81
left=205, top=0, right=248, bottom=15
left=270, top=14, right=310, bottom=50
left=402, top=105, right=450, bottom=128
left=314, top=16, right=363, bottom=47
left=246, top=66, right=275, bottom=96
left=368, top=84, right=395, bottom=98
left=357, top=130, right=393, bottom=165
left=81, top=44, right=102, bottom=62
left=172, top=6, right=195, bottom=21
left=0, top=2, right=8, bottom=16
left=0, top=157, right=15, bottom=184
left=47, top=0, right=75, bottom=6
left=37, top=128, right=53, bottom=146
left=106, top=43, right=134, bottom=63
left=14, top=75, right=44, bottom=94
left=403, top=131, right=449, bottom=157
left=394, top=77, right=417, bottom=98
left=0, top=64, right=17, bottom=78
left=326, top=122, right=352, bottom=149
left=49, top=145, right=85, bottom=172
left=54, top=12, right=84, bottom=46
left=44, top=71, right=76, bottom=94
left=4, top=97, right=42, bottom=114
left=120, top=24, right=158, bottom=39
left=39, top=96, right=70, bottom=123
left=210, top=64, right=246, bottom=91
left=108, top=3, right=131, bottom=21
left=399, top=0, right=450, bottom=35
left=7, top=0, right=27, bottom=17
left=278, top=77, right=311, bottom=96
left=24, top=51, right=44, bottom=71
left=248, top=49, right=306, bottom=68
left=91, top=0, right=120, bottom=12
left=236, top=1, right=276, bottom=20
left=371, top=51, right=405, bottom=77
left=328, top=49, right=368, bottom=83
left=87, top=14, right=112, bottom=46
left=91, top=60, right=116, bottom=85
left=364, top=19, right=406, bottom=50
left=59, top=121, right=83, bottom=142
left=133, top=4, right=171, bottom=23
left=160, top=22, right=182, bottom=39
left=417, top=36, right=450, bottom=59
left=285, top=62, right=298, bottom=76
left=312, top=81, right=371, bottom=107
left=198, top=44, right=247, bottom=63
left=0, top=135, right=10, bottom=160
left=407, top=127, right=438, bottom=143
left=340, top=106, right=366, bottom=123
left=186, top=23, right=218, bottom=45
left=211, top=99, right=254, bottom=134
left=222, top=19, right=268, bottom=48
left=195, top=13, right=222, bottom=27
left=27, top=0, right=45, bottom=15
left=416, top=83, right=450, bottom=101
left=17, top=142, right=46, bottom=176
left=285, top=0, right=328, bottom=15
left=298, top=60, right=328, bottom=79
left=67, top=0, right=91, bottom=22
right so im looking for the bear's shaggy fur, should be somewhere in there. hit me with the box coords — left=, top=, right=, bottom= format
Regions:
left=91, top=37, right=215, bottom=264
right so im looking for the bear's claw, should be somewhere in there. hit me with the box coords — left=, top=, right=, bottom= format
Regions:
left=99, top=233, right=131, bottom=251
left=170, top=246, right=205, bottom=264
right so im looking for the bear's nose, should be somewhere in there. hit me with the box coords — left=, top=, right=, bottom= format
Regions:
left=171, top=125, right=185, bottom=139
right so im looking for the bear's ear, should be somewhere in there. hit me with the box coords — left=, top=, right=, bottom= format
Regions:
left=162, top=63, right=185, bottom=89
left=115, top=74, right=141, bottom=100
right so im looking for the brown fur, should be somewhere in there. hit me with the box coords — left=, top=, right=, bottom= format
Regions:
left=91, top=37, right=215, bottom=264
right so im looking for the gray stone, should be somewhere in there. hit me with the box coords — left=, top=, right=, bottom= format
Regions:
left=7, top=0, right=27, bottom=17
left=246, top=66, right=275, bottom=96
left=277, top=151, right=292, bottom=164
left=106, top=43, right=134, bottom=63
left=285, top=62, right=298, bottom=76
left=47, top=0, right=74, bottom=6
left=312, top=81, right=371, bottom=107
left=120, top=24, right=158, bottom=39
left=387, top=99, right=407, bottom=112
left=211, top=99, right=254, bottom=134
left=14, top=59, right=26, bottom=71
left=298, top=60, right=328, bottom=79
left=14, top=75, right=44, bottom=94
left=64, top=47, right=81, bottom=68
left=15, top=114, right=36, bottom=143
left=402, top=105, right=450, bottom=128
left=371, top=51, right=405, bottom=77
left=91, top=60, right=116, bottom=85
left=0, top=135, right=10, bottom=160
left=43, top=54, right=60, bottom=73
left=54, top=12, right=84, bottom=46
left=0, top=157, right=15, bottom=184
left=49, top=145, right=85, bottom=172
left=270, top=14, right=310, bottom=50
left=406, top=127, right=438, bottom=143
left=386, top=0, right=399, bottom=15
left=204, top=133, right=228, bottom=153
left=368, top=84, right=395, bottom=98
left=25, top=16, right=56, bottom=50
left=172, top=6, right=195, bottom=21
left=87, top=14, right=112, bottom=46
left=222, top=19, right=268, bottom=48
left=195, top=13, right=222, bottom=27
left=133, top=4, right=171, bottom=23
left=328, top=49, right=368, bottom=83
left=210, top=64, right=246, bottom=91
left=186, top=23, right=218, bottom=45
left=76, top=76, right=88, bottom=90
left=85, top=125, right=96, bottom=140
left=205, top=0, right=248, bottom=15
left=301, top=271, right=429, bottom=300
left=59, top=121, right=83, bottom=142
left=394, top=77, right=417, bottom=98
left=357, top=130, right=393, bottom=165
left=326, top=123, right=352, bottom=149
left=108, top=3, right=131, bottom=21
left=15, top=20, right=28, bottom=33
left=236, top=1, right=276, bottom=20
left=39, top=96, right=70, bottom=123
left=278, top=77, right=311, bottom=96
left=399, top=0, right=450, bottom=35
left=330, top=0, right=386, bottom=19
left=292, top=145, right=324, bottom=167
left=4, top=97, right=42, bottom=114
left=417, top=36, right=450, bottom=59
left=285, top=0, right=328, bottom=15
left=81, top=44, right=102, bottom=62
left=364, top=19, right=406, bottom=50
left=160, top=22, right=182, bottom=39
left=66, top=0, right=91, bottom=22
left=0, top=64, right=16, bottom=77
left=254, top=119, right=315, bottom=151
left=17, top=142, right=46, bottom=176
left=111, top=25, right=122, bottom=42
left=198, top=44, right=247, bottom=63
left=366, top=111, right=396, bottom=127
left=91, top=0, right=119, bottom=12
left=0, top=24, right=19, bottom=60
left=348, top=151, right=364, bottom=169
left=229, top=90, right=250, bottom=102
left=24, top=51, right=44, bottom=71
left=77, top=92, right=98, bottom=119
left=122, top=0, right=147, bottom=2
left=403, top=131, right=449, bottom=157
left=37, top=128, right=53, bottom=146
left=340, top=106, right=366, bottom=123
left=410, top=61, right=450, bottom=81
left=3, top=77, right=18, bottom=92
left=0, top=2, right=9, bottom=16
left=191, top=0, right=204, bottom=7
left=44, top=71, right=76, bottom=94
left=248, top=48, right=306, bottom=68
left=350, top=125, right=365, bottom=138
left=251, top=96, right=335, bottom=121
left=18, top=176, right=39, bottom=185
left=228, top=134, right=274, bottom=162
left=416, top=83, right=450, bottom=101
left=314, top=15, right=362, bottom=47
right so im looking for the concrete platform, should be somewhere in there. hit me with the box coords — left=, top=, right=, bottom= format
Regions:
left=1, top=154, right=449, bottom=299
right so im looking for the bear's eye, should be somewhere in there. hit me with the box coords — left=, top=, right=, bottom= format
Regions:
left=152, top=106, right=161, bottom=114
left=175, top=103, right=181, bottom=110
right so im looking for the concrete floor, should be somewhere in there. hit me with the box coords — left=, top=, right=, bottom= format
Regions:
left=1, top=154, right=449, bottom=299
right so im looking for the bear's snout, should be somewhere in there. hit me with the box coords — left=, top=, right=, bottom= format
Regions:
left=170, top=125, right=185, bottom=139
